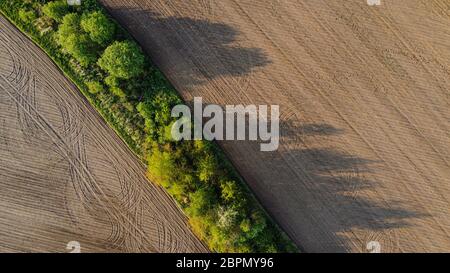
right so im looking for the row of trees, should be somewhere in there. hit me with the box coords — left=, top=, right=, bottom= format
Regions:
left=138, top=91, right=292, bottom=252
left=41, top=0, right=146, bottom=100
left=7, top=0, right=296, bottom=253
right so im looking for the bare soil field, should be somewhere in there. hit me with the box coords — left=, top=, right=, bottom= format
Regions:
left=99, top=0, right=450, bottom=252
left=0, top=16, right=207, bottom=253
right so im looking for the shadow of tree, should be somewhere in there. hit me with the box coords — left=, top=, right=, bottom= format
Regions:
left=99, top=2, right=427, bottom=252
left=99, top=5, right=270, bottom=86
left=276, top=119, right=428, bottom=251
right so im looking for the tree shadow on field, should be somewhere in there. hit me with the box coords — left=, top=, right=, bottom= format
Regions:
left=99, top=3, right=427, bottom=252
left=274, top=119, right=428, bottom=252
left=100, top=5, right=270, bottom=86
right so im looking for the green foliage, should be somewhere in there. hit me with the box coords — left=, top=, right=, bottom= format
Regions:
left=18, top=9, right=36, bottom=23
left=220, top=180, right=240, bottom=202
left=104, top=75, right=120, bottom=87
left=240, top=219, right=251, bottom=233
left=56, top=13, right=81, bottom=39
left=56, top=13, right=98, bottom=66
left=186, top=187, right=217, bottom=217
left=197, top=154, right=218, bottom=183
left=136, top=91, right=181, bottom=143
left=147, top=146, right=176, bottom=188
left=64, top=33, right=97, bottom=66
left=98, top=41, right=145, bottom=79
left=80, top=0, right=101, bottom=12
left=42, top=0, right=69, bottom=22
left=34, top=15, right=53, bottom=34
left=80, top=11, right=115, bottom=46
left=86, top=81, right=104, bottom=94
left=110, top=86, right=127, bottom=99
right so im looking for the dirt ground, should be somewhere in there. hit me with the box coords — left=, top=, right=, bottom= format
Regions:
left=99, top=0, right=450, bottom=252
left=0, top=16, right=207, bottom=253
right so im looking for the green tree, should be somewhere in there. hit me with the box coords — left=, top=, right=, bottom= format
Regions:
left=197, top=154, right=218, bottom=183
left=63, top=33, right=97, bottom=66
left=104, top=75, right=120, bottom=87
left=136, top=91, right=182, bottom=142
left=217, top=206, right=238, bottom=229
left=42, top=1, right=69, bottom=22
left=220, top=180, right=240, bottom=202
left=18, top=9, right=37, bottom=23
left=57, top=13, right=82, bottom=43
left=80, top=11, right=115, bottom=46
left=56, top=14, right=98, bottom=66
left=147, top=146, right=176, bottom=187
left=187, top=187, right=217, bottom=217
left=110, top=86, right=127, bottom=99
left=243, top=211, right=267, bottom=240
left=98, top=41, right=145, bottom=79
left=85, top=81, right=104, bottom=94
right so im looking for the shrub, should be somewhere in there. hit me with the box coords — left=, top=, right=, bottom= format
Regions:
left=220, top=180, right=240, bottom=202
left=80, top=11, right=115, bottom=46
left=110, top=86, right=127, bottom=99
left=197, top=154, right=218, bottom=183
left=104, top=75, right=120, bottom=87
left=42, top=0, right=69, bottom=22
left=98, top=40, right=145, bottom=79
left=56, top=14, right=97, bottom=66
left=18, top=9, right=36, bottom=23
left=136, top=91, right=181, bottom=142
left=186, top=187, right=217, bottom=217
left=85, top=81, right=104, bottom=94
left=57, top=13, right=82, bottom=42
left=147, top=146, right=176, bottom=187
left=63, top=33, right=97, bottom=66
left=34, top=16, right=54, bottom=35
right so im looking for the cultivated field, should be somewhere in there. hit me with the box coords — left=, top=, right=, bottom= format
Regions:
left=99, top=0, right=450, bottom=252
left=0, top=16, right=207, bottom=253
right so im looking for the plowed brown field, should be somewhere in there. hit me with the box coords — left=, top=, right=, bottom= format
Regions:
left=99, top=0, right=450, bottom=252
left=0, top=16, right=207, bottom=253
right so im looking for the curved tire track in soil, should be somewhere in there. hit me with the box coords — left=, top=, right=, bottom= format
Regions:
left=0, top=16, right=207, bottom=253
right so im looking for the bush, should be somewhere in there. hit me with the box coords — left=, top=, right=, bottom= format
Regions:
left=18, top=9, right=36, bottom=23
left=81, top=11, right=115, bottom=46
left=110, top=86, right=127, bottom=99
left=220, top=180, right=240, bottom=202
left=56, top=13, right=81, bottom=38
left=197, top=154, right=218, bottom=183
left=63, top=33, right=97, bottom=66
left=98, top=40, right=145, bottom=79
left=186, top=187, right=217, bottom=217
left=34, top=16, right=54, bottom=35
left=136, top=91, right=182, bottom=142
left=147, top=146, right=176, bottom=187
left=42, top=1, right=69, bottom=22
left=57, top=14, right=97, bottom=66
left=86, top=81, right=104, bottom=94
left=104, top=75, right=120, bottom=87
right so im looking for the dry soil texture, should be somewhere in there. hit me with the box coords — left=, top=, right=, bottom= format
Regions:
left=0, top=16, right=207, bottom=253
left=100, top=0, right=450, bottom=252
